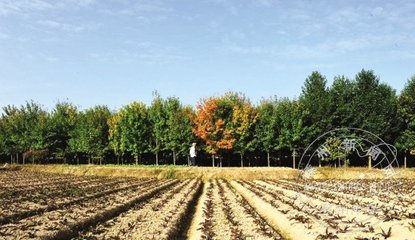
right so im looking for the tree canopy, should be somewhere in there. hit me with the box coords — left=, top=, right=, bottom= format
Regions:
left=0, top=70, right=413, bottom=167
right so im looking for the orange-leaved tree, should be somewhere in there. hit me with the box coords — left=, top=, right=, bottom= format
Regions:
left=231, top=96, right=258, bottom=167
left=193, top=97, right=235, bottom=166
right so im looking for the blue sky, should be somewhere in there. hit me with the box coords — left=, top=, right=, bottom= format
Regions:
left=1, top=0, right=414, bottom=111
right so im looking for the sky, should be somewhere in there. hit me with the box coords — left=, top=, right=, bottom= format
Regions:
left=0, top=0, right=414, bottom=111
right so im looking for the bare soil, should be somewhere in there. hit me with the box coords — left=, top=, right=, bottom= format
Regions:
left=2, top=168, right=415, bottom=240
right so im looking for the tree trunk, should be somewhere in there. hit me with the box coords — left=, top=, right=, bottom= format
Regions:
left=10, top=155, right=13, bottom=164
left=23, top=153, right=25, bottom=165
left=156, top=151, right=159, bottom=166
left=187, top=156, right=190, bottom=166
left=220, top=158, right=222, bottom=167
left=292, top=149, right=296, bottom=169
left=117, top=155, right=120, bottom=165
left=404, top=151, right=407, bottom=169
left=135, top=155, right=138, bottom=165
left=344, top=151, right=347, bottom=168
left=368, top=155, right=372, bottom=169
left=319, top=159, right=321, bottom=167
left=99, top=157, right=102, bottom=165
left=16, top=153, right=19, bottom=164
left=267, top=151, right=270, bottom=167
left=32, top=154, right=34, bottom=164
left=240, top=154, right=244, bottom=167
left=173, top=150, right=176, bottom=165
left=212, top=155, right=215, bottom=167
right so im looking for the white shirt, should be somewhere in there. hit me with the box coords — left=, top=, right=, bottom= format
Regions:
left=190, top=146, right=196, bottom=157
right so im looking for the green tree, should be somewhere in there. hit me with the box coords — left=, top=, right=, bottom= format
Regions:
left=329, top=76, right=355, bottom=128
left=120, top=102, right=151, bottom=164
left=148, top=93, right=168, bottom=165
left=108, top=110, right=125, bottom=164
left=230, top=94, right=258, bottom=167
left=69, top=105, right=110, bottom=164
left=300, top=71, right=330, bottom=141
left=0, top=102, right=48, bottom=164
left=255, top=98, right=279, bottom=167
left=396, top=76, right=415, bottom=167
left=323, top=137, right=346, bottom=167
left=276, top=98, right=310, bottom=168
left=46, top=102, right=78, bottom=163
left=1, top=105, right=22, bottom=163
left=353, top=69, right=399, bottom=142
left=21, top=101, right=49, bottom=164
left=165, top=97, right=194, bottom=165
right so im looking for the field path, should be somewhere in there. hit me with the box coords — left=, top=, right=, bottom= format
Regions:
left=187, top=180, right=208, bottom=240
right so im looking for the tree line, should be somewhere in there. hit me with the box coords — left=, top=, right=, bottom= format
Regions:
left=1, top=69, right=414, bottom=167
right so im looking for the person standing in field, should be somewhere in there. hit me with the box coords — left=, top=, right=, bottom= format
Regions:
left=190, top=142, right=197, bottom=166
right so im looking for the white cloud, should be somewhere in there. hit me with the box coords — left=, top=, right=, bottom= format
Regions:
left=134, top=3, right=172, bottom=13
left=218, top=32, right=415, bottom=62
left=72, top=0, right=95, bottom=7
left=100, top=9, right=134, bottom=16
left=37, top=20, right=99, bottom=33
left=100, top=2, right=173, bottom=17
left=0, top=0, right=95, bottom=16
left=88, top=41, right=189, bottom=65
left=252, top=0, right=276, bottom=7
left=0, top=0, right=54, bottom=16
left=88, top=50, right=189, bottom=64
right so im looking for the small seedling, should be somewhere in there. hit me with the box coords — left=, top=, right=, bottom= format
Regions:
left=337, top=226, right=349, bottom=233
left=343, top=217, right=356, bottom=224
left=363, top=225, right=375, bottom=233
left=316, top=227, right=339, bottom=239
left=355, top=221, right=369, bottom=228
left=376, top=227, right=392, bottom=239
